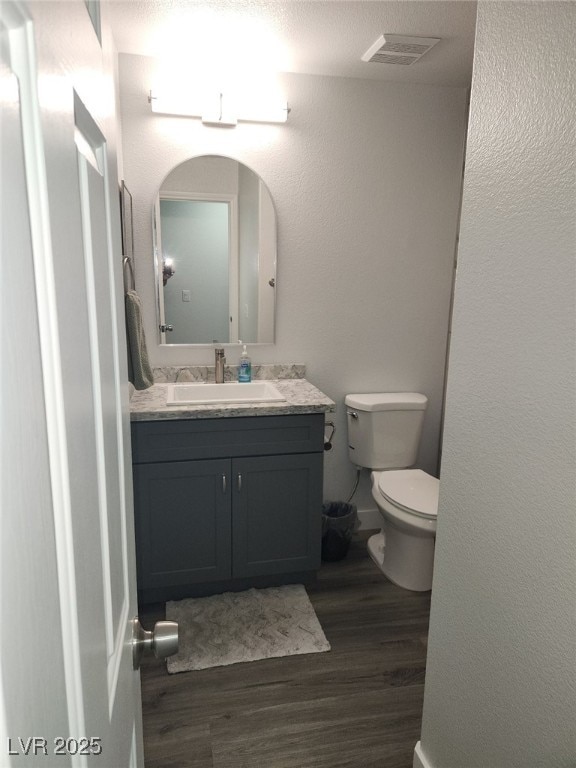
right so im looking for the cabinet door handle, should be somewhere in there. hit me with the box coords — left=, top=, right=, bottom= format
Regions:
left=237, top=473, right=242, bottom=492
left=222, top=474, right=227, bottom=493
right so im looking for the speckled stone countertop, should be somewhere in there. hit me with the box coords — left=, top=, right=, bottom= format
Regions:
left=130, top=378, right=336, bottom=421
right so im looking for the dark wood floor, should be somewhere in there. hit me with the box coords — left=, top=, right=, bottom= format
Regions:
left=139, top=532, right=431, bottom=768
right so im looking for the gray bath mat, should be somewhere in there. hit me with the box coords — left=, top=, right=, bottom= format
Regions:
left=166, top=584, right=331, bottom=673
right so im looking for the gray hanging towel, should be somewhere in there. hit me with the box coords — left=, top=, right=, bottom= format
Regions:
left=125, top=289, right=154, bottom=390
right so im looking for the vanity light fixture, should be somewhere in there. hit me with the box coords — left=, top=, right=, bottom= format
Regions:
left=200, top=93, right=237, bottom=127
left=148, top=90, right=289, bottom=125
left=162, top=257, right=175, bottom=286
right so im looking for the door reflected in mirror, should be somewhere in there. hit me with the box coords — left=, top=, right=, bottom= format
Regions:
left=154, top=156, right=277, bottom=345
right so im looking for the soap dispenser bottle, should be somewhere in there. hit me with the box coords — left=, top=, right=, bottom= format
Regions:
left=238, top=342, right=252, bottom=382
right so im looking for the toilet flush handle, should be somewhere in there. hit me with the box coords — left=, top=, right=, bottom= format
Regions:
left=347, top=410, right=359, bottom=419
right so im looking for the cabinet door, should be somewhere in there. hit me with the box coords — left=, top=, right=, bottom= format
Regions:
left=134, top=459, right=231, bottom=589
left=232, top=453, right=323, bottom=578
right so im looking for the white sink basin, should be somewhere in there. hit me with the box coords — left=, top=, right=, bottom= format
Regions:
left=166, top=381, right=286, bottom=406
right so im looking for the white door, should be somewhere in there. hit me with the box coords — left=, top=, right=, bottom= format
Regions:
left=0, top=2, right=160, bottom=765
left=153, top=196, right=169, bottom=344
left=158, top=193, right=239, bottom=344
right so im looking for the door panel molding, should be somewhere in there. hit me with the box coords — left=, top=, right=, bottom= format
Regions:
left=75, top=93, right=131, bottom=717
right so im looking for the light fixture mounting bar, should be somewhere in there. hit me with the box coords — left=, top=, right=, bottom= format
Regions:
left=148, top=90, right=289, bottom=125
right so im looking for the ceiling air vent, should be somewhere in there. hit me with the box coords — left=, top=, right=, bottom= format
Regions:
left=362, top=35, right=441, bottom=65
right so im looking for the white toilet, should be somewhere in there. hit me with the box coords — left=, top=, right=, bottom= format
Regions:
left=345, top=392, right=439, bottom=592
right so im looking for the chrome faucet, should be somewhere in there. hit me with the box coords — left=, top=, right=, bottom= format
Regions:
left=214, top=347, right=226, bottom=383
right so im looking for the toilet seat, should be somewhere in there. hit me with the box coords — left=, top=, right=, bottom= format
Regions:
left=377, top=469, right=439, bottom=519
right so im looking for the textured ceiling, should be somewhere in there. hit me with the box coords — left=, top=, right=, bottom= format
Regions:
left=107, top=0, right=477, bottom=87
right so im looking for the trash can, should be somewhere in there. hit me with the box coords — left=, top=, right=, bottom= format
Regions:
left=321, top=502, right=357, bottom=562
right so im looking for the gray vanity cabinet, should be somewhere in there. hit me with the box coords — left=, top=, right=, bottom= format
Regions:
left=232, top=452, right=323, bottom=578
left=133, top=458, right=232, bottom=590
left=131, top=414, right=324, bottom=602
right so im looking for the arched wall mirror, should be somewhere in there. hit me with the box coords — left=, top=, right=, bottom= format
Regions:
left=154, top=155, right=277, bottom=345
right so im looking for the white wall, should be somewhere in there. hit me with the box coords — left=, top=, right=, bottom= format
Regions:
left=238, top=162, right=259, bottom=343
left=119, top=54, right=467, bottom=504
left=417, top=2, right=576, bottom=767
left=161, top=154, right=239, bottom=195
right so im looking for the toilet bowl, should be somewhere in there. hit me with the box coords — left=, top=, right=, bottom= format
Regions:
left=369, top=468, right=438, bottom=592
left=345, top=392, right=439, bottom=592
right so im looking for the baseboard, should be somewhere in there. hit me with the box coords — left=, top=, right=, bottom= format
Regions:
left=356, top=506, right=381, bottom=531
left=413, top=741, right=434, bottom=768
left=138, top=570, right=317, bottom=605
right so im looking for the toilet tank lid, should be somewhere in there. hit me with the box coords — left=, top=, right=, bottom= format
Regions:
left=345, top=392, right=428, bottom=412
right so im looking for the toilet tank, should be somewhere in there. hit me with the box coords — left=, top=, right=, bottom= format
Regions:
left=345, top=392, right=428, bottom=470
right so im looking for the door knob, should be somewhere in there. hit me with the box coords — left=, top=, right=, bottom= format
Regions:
left=132, top=617, right=179, bottom=670
left=159, top=324, right=174, bottom=333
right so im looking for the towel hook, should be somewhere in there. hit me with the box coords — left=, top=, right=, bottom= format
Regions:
left=123, top=256, right=135, bottom=293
